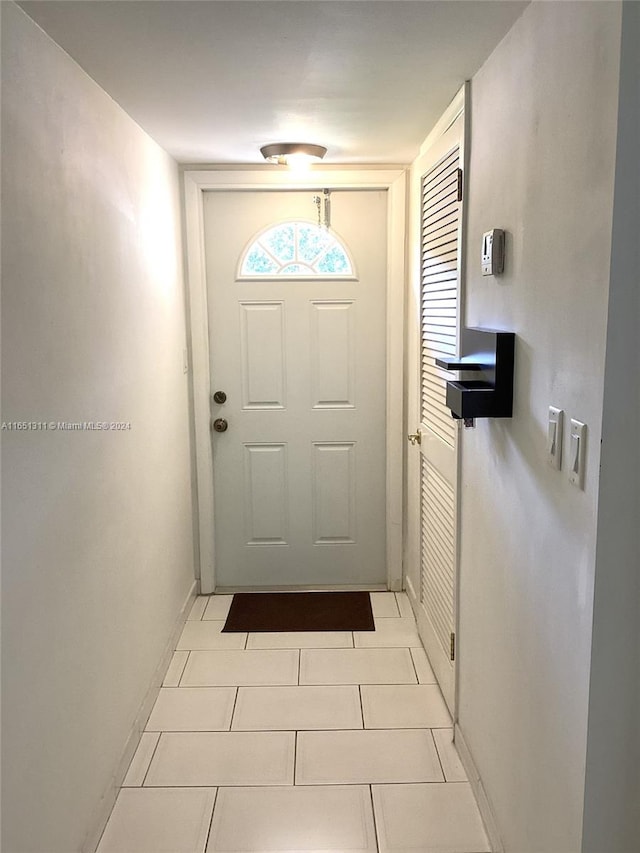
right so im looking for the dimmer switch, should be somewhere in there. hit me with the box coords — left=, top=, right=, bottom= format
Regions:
left=569, top=419, right=587, bottom=488
left=547, top=407, right=563, bottom=470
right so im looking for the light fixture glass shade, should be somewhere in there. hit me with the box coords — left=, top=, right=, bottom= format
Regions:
left=260, top=143, right=327, bottom=166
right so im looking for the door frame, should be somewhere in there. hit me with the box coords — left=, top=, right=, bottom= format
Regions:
left=183, top=167, right=407, bottom=594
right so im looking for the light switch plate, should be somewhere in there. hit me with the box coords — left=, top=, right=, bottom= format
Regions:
left=569, top=419, right=586, bottom=488
left=481, top=229, right=505, bottom=276
left=547, top=406, right=563, bottom=469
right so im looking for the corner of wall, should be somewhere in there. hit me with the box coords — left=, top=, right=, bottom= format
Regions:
left=82, top=582, right=197, bottom=853
left=581, top=3, right=640, bottom=849
left=454, top=723, right=504, bottom=853
left=2, top=6, right=197, bottom=850
left=457, top=2, right=623, bottom=850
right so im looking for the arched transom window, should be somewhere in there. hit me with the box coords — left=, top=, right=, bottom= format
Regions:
left=238, top=221, right=355, bottom=279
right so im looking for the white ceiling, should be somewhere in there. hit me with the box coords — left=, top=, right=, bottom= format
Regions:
left=18, top=0, right=528, bottom=165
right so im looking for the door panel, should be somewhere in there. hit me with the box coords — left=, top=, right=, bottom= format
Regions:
left=203, top=190, right=387, bottom=588
left=312, top=442, right=356, bottom=544
left=405, top=108, right=464, bottom=716
left=244, top=443, right=288, bottom=545
left=239, top=302, right=286, bottom=408
left=417, top=143, right=461, bottom=713
left=310, top=301, right=355, bottom=409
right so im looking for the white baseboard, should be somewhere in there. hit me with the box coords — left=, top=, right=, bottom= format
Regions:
left=83, top=580, right=197, bottom=853
left=406, top=578, right=500, bottom=850
left=215, top=584, right=387, bottom=593
left=454, top=722, right=504, bottom=853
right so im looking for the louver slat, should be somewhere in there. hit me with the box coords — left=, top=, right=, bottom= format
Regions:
left=422, top=149, right=459, bottom=192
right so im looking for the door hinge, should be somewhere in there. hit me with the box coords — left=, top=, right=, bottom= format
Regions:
left=450, top=632, right=456, bottom=661
left=457, top=169, right=463, bottom=203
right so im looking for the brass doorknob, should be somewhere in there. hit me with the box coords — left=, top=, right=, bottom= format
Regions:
left=407, top=431, right=421, bottom=446
left=212, top=418, right=228, bottom=433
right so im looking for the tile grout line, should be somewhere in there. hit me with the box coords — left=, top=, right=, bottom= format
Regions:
left=293, top=730, right=298, bottom=786
left=393, top=590, right=404, bottom=617
left=408, top=646, right=420, bottom=684
left=293, top=645, right=300, bottom=787
left=228, top=686, right=240, bottom=731
left=430, top=728, right=447, bottom=782
left=116, top=780, right=468, bottom=789
left=368, top=783, right=381, bottom=853
left=177, top=651, right=191, bottom=687
left=203, top=787, right=219, bottom=853
left=358, top=684, right=365, bottom=729
left=140, top=732, right=162, bottom=788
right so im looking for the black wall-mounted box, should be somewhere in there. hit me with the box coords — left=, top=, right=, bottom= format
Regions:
left=435, top=328, right=515, bottom=420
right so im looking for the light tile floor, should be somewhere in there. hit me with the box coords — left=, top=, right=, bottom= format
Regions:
left=97, top=592, right=491, bottom=853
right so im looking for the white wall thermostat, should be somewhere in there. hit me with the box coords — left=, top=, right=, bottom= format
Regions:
left=481, top=229, right=505, bottom=276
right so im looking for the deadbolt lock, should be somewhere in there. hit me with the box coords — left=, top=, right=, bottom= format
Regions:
left=212, top=418, right=228, bottom=433
left=213, top=391, right=227, bottom=404
left=407, top=431, right=422, bottom=446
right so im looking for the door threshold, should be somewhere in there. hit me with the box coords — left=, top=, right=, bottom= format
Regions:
left=214, top=583, right=388, bottom=594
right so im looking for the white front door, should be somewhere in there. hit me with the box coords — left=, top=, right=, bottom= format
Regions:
left=203, top=189, right=388, bottom=588
left=406, top=104, right=465, bottom=714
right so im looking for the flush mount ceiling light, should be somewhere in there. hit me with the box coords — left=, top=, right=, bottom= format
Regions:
left=260, top=143, right=327, bottom=167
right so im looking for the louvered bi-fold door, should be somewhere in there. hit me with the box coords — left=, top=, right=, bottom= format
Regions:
left=418, top=145, right=461, bottom=712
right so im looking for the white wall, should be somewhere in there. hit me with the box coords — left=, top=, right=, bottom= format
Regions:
left=582, top=3, right=640, bottom=850
left=1, top=4, right=195, bottom=851
left=457, top=2, right=623, bottom=851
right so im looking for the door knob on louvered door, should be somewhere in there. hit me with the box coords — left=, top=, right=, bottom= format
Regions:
left=407, top=431, right=421, bottom=446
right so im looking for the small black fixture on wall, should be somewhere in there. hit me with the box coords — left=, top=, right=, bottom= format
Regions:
left=436, top=328, right=515, bottom=420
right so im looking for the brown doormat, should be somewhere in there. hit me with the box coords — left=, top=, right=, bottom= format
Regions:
left=222, top=591, right=375, bottom=633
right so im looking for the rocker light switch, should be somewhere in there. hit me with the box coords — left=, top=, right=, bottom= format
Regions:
left=547, top=406, right=563, bottom=469
left=569, top=419, right=586, bottom=488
